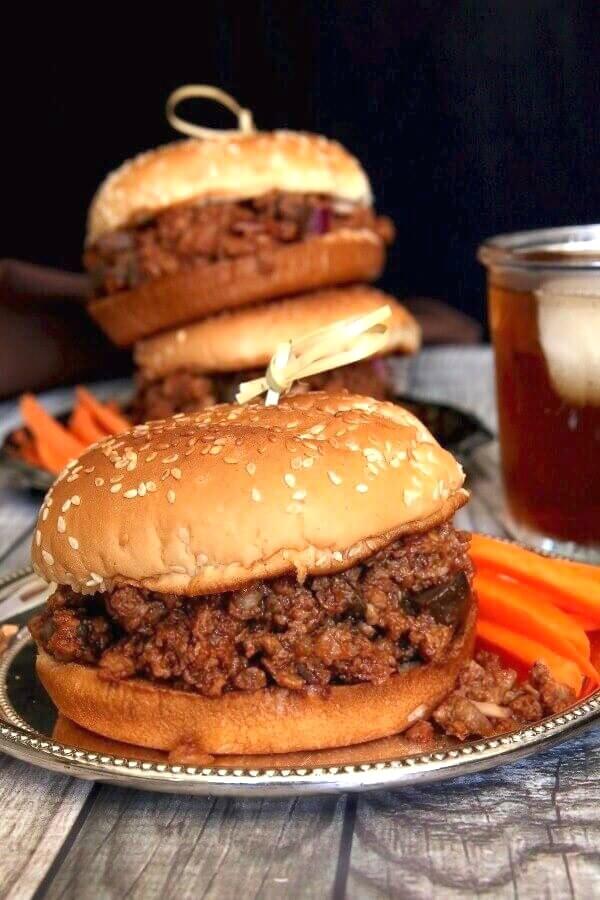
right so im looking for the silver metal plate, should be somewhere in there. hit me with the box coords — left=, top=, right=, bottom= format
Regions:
left=1, top=567, right=599, bottom=797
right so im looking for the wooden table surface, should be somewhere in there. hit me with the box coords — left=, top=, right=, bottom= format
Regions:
left=0, top=347, right=598, bottom=900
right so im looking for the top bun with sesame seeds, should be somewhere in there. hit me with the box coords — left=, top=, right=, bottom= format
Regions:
left=32, top=392, right=468, bottom=596
left=86, top=132, right=373, bottom=246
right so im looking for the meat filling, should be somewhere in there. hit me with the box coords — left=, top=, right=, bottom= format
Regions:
left=29, top=525, right=472, bottom=698
left=130, top=358, right=389, bottom=423
left=84, top=191, right=395, bottom=298
left=406, top=652, right=576, bottom=743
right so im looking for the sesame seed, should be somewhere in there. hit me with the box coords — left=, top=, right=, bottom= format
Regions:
left=57, top=516, right=66, bottom=533
left=223, top=456, right=238, bottom=464
left=68, top=536, right=79, bottom=550
left=167, top=490, right=176, bottom=504
left=328, top=471, right=342, bottom=485
left=124, top=489, right=138, bottom=499
left=209, top=445, right=222, bottom=455
left=356, top=483, right=369, bottom=493
left=310, top=424, right=325, bottom=434
left=95, top=477, right=105, bottom=487
left=284, top=473, right=296, bottom=488
left=403, top=488, right=421, bottom=506
left=111, top=483, right=122, bottom=493
left=246, top=462, right=256, bottom=475
left=146, top=481, right=157, bottom=492
left=146, top=452, right=157, bottom=462
left=196, top=553, right=208, bottom=566
left=35, top=530, right=41, bottom=546
left=138, top=482, right=147, bottom=497
left=61, top=500, right=71, bottom=513
left=42, top=508, right=49, bottom=521
left=84, top=466, right=95, bottom=474
left=42, top=550, right=54, bottom=565
left=367, top=463, right=379, bottom=476
left=292, top=490, right=307, bottom=501
left=332, top=551, right=343, bottom=562
left=171, top=467, right=182, bottom=480
left=171, top=565, right=187, bottom=574
left=303, top=457, right=314, bottom=468
left=162, top=454, right=179, bottom=463
left=251, top=488, right=262, bottom=502
left=71, top=495, right=81, bottom=506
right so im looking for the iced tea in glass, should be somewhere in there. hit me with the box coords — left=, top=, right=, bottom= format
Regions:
left=479, top=226, right=600, bottom=562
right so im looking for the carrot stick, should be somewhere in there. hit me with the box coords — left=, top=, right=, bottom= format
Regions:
left=76, top=387, right=130, bottom=435
left=35, top=441, right=68, bottom=474
left=476, top=618, right=583, bottom=696
left=470, top=534, right=600, bottom=624
left=20, top=395, right=85, bottom=462
left=69, top=405, right=106, bottom=446
left=571, top=614, right=600, bottom=633
left=475, top=572, right=597, bottom=682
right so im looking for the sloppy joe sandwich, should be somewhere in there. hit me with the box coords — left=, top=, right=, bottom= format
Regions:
left=131, top=286, right=420, bottom=422
left=29, top=392, right=474, bottom=755
left=85, top=129, right=394, bottom=346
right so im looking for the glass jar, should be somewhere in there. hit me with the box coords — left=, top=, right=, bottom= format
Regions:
left=478, top=225, right=600, bottom=562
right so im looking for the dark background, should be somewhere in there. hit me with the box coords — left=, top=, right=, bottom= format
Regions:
left=3, top=1, right=599, bottom=324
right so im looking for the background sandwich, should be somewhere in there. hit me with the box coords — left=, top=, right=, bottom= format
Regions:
left=131, top=286, right=420, bottom=421
left=84, top=128, right=394, bottom=347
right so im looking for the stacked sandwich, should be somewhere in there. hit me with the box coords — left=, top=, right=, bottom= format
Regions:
left=84, top=123, right=420, bottom=422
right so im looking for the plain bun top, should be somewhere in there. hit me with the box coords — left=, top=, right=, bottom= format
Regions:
left=134, top=287, right=421, bottom=377
left=87, top=132, right=373, bottom=245
left=32, top=393, right=467, bottom=596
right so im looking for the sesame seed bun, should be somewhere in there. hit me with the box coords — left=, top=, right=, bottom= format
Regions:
left=88, top=230, right=385, bottom=347
left=134, top=287, right=421, bottom=378
left=32, top=393, right=468, bottom=596
left=86, top=133, right=373, bottom=247
left=36, top=600, right=475, bottom=755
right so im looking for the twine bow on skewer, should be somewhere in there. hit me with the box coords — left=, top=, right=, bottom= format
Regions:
left=166, top=85, right=256, bottom=140
left=236, top=306, right=392, bottom=407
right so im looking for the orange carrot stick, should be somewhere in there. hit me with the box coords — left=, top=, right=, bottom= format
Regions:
left=476, top=618, right=583, bottom=696
left=35, top=441, right=68, bottom=475
left=76, top=387, right=130, bottom=435
left=571, top=614, right=600, bottom=633
left=470, top=534, right=600, bottom=624
left=475, top=572, right=597, bottom=682
left=69, top=405, right=106, bottom=446
left=20, top=395, right=85, bottom=462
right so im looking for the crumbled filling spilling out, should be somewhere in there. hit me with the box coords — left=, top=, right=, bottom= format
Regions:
left=130, top=358, right=390, bottom=424
left=406, top=652, right=576, bottom=743
left=29, top=525, right=472, bottom=697
left=84, top=191, right=395, bottom=298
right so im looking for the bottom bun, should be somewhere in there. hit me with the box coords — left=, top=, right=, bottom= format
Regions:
left=88, top=229, right=385, bottom=347
left=37, top=601, right=476, bottom=755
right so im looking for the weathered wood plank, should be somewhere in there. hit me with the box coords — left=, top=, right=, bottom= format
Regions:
left=0, top=755, right=92, bottom=900
left=44, top=791, right=348, bottom=900
left=346, top=728, right=600, bottom=899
